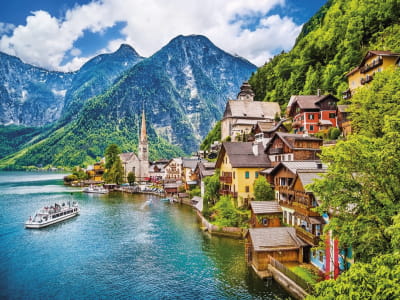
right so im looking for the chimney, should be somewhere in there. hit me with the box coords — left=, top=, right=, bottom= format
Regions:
left=252, top=142, right=259, bottom=156
left=317, top=89, right=321, bottom=97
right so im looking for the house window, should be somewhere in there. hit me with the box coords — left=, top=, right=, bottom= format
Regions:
left=288, top=154, right=292, bottom=161
left=233, top=172, right=235, bottom=179
left=309, top=125, right=314, bottom=131
left=245, top=171, right=250, bottom=179
left=319, top=251, right=324, bottom=263
left=255, top=172, right=259, bottom=178
left=329, top=113, right=336, bottom=118
left=245, top=186, right=250, bottom=193
left=308, top=114, right=314, bottom=120
left=262, top=218, right=268, bottom=226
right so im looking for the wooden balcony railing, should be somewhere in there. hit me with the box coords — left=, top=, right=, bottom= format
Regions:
left=269, top=147, right=283, bottom=155
left=219, top=189, right=238, bottom=198
left=360, top=57, right=383, bottom=73
left=295, top=225, right=320, bottom=246
left=219, top=176, right=232, bottom=184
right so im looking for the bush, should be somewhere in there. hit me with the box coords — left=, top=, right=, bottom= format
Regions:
left=328, top=127, right=341, bottom=140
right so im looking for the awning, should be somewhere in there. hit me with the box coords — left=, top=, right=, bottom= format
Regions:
left=308, top=216, right=326, bottom=225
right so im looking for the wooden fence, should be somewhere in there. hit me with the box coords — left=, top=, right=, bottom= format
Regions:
left=269, top=256, right=314, bottom=294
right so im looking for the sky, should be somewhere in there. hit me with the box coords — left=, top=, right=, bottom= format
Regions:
left=0, top=0, right=327, bottom=72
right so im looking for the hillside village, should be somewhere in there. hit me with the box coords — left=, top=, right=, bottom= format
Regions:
left=70, top=50, right=400, bottom=298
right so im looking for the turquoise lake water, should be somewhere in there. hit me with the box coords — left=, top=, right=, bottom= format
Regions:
left=0, top=172, right=291, bottom=299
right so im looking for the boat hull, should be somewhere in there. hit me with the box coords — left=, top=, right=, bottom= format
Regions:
left=25, top=210, right=80, bottom=229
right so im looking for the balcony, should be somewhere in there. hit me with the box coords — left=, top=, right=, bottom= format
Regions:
left=360, top=57, right=383, bottom=73
left=269, top=147, right=283, bottom=155
left=219, top=176, right=232, bottom=184
left=219, top=189, right=238, bottom=198
left=361, top=74, right=373, bottom=85
left=295, top=225, right=320, bottom=246
left=342, top=89, right=352, bottom=100
left=278, top=186, right=320, bottom=216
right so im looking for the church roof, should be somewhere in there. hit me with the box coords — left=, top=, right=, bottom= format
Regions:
left=120, top=152, right=139, bottom=162
left=224, top=100, right=280, bottom=119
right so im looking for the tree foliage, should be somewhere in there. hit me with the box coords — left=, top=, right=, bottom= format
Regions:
left=200, top=121, right=221, bottom=151
left=308, top=68, right=400, bottom=297
left=209, top=195, right=250, bottom=228
left=249, top=0, right=400, bottom=106
left=103, top=144, right=124, bottom=184
left=127, top=171, right=136, bottom=186
left=253, top=176, right=275, bottom=201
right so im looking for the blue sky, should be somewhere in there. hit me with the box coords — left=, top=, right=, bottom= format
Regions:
left=0, top=0, right=327, bottom=71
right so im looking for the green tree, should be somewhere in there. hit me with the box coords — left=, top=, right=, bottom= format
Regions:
left=103, top=144, right=124, bottom=184
left=203, top=171, right=220, bottom=216
left=253, top=176, right=275, bottom=201
left=127, top=171, right=136, bottom=186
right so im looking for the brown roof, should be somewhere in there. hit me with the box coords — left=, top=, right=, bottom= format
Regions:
left=265, top=132, right=322, bottom=152
left=296, top=169, right=326, bottom=192
left=337, top=105, right=350, bottom=113
left=266, top=161, right=326, bottom=176
left=196, top=161, right=216, bottom=177
left=217, top=142, right=271, bottom=168
left=250, top=201, right=282, bottom=214
left=248, top=227, right=307, bottom=251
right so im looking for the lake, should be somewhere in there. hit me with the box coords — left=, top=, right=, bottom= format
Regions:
left=0, top=171, right=291, bottom=299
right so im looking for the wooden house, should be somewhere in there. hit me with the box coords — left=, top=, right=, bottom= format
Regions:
left=264, top=132, right=322, bottom=166
left=216, top=142, right=271, bottom=207
left=343, top=50, right=400, bottom=99
left=194, top=161, right=216, bottom=196
left=252, top=120, right=288, bottom=147
left=249, top=201, right=282, bottom=228
left=337, top=105, right=352, bottom=137
left=245, top=227, right=307, bottom=273
left=287, top=94, right=339, bottom=135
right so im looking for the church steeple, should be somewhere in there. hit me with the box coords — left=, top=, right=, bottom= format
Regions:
left=140, top=109, right=147, bottom=143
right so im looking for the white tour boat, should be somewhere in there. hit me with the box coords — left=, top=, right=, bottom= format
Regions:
left=82, top=185, right=109, bottom=194
left=25, top=202, right=80, bottom=229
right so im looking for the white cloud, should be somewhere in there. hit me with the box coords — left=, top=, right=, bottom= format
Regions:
left=0, top=0, right=302, bottom=71
left=0, top=22, right=16, bottom=35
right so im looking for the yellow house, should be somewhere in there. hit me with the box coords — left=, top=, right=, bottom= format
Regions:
left=343, top=50, right=400, bottom=99
left=215, top=142, right=272, bottom=207
left=87, top=162, right=105, bottom=182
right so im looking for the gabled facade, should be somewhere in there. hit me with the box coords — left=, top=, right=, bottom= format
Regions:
left=164, top=158, right=183, bottom=180
left=343, top=50, right=400, bottom=99
left=287, top=94, right=339, bottom=135
left=215, top=142, right=271, bottom=207
left=181, top=158, right=199, bottom=190
left=221, top=82, right=281, bottom=140
left=264, top=132, right=322, bottom=166
left=336, top=105, right=352, bottom=137
left=194, top=161, right=216, bottom=196
left=252, top=120, right=288, bottom=147
left=249, top=201, right=282, bottom=228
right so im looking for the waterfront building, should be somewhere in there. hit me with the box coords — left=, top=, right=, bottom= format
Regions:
left=194, top=161, right=216, bottom=197
left=286, top=94, right=339, bottom=135
left=181, top=158, right=199, bottom=190
left=245, top=227, right=307, bottom=273
left=216, top=142, right=271, bottom=207
left=86, top=162, right=105, bottom=182
left=149, top=159, right=169, bottom=182
left=221, top=82, right=281, bottom=141
left=164, top=158, right=183, bottom=180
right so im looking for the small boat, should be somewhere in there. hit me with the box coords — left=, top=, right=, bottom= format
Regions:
left=160, top=198, right=171, bottom=202
left=82, top=185, right=108, bottom=194
left=25, top=202, right=80, bottom=229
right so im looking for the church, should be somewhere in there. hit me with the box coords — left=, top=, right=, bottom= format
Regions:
left=119, top=110, right=149, bottom=182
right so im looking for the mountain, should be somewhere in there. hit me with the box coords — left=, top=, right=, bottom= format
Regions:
left=0, top=35, right=256, bottom=169
left=0, top=52, right=73, bottom=126
left=0, top=44, right=143, bottom=127
left=249, top=0, right=400, bottom=106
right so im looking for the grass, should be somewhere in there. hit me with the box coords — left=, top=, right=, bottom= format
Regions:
left=289, top=265, right=319, bottom=285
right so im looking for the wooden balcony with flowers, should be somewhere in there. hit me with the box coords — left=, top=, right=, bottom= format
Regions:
left=278, top=186, right=320, bottom=217
left=219, top=189, right=238, bottom=198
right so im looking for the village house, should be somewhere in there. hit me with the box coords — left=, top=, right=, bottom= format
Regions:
left=194, top=160, right=216, bottom=197
left=181, top=158, right=199, bottom=190
left=164, top=158, right=183, bottom=180
left=216, top=142, right=271, bottom=207
left=149, top=159, right=169, bottom=182
left=336, top=104, right=352, bottom=137
left=343, top=50, right=400, bottom=99
left=245, top=227, right=307, bottom=275
left=249, top=201, right=282, bottom=228
left=286, top=94, right=339, bottom=135
left=221, top=82, right=281, bottom=141
left=252, top=119, right=288, bottom=147
left=264, top=132, right=322, bottom=166
left=86, top=162, right=105, bottom=182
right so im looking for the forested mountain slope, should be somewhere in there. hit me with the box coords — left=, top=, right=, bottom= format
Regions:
left=249, top=0, right=400, bottom=107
